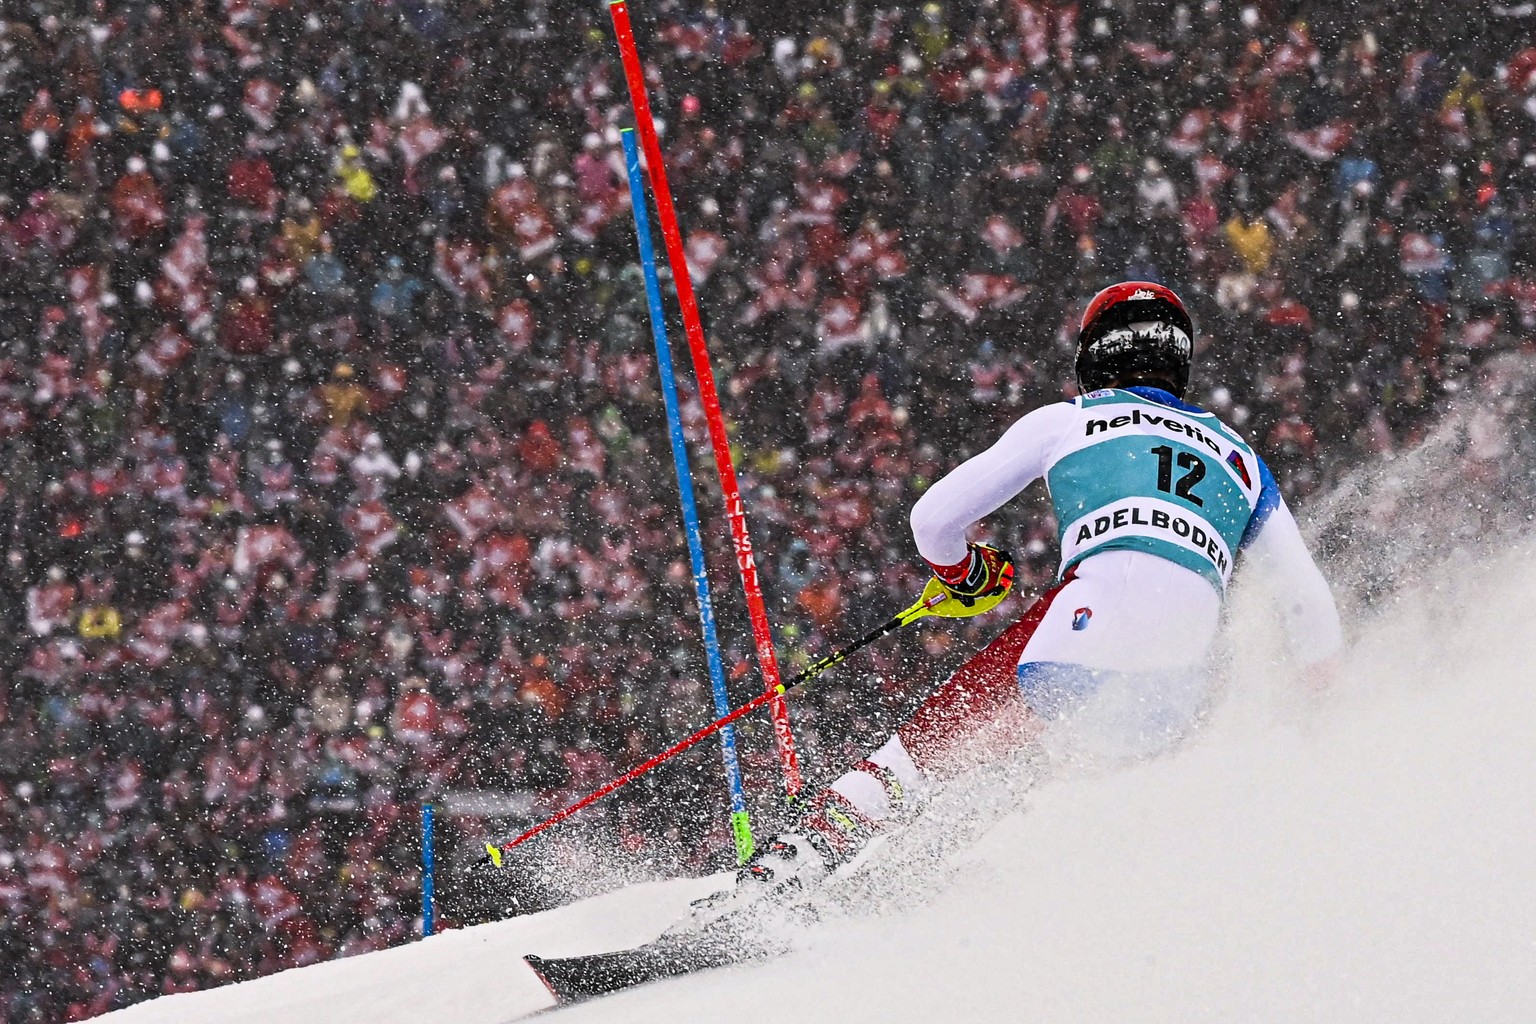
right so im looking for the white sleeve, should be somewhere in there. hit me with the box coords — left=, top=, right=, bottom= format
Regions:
left=909, top=402, right=1078, bottom=566
left=1241, top=499, right=1344, bottom=664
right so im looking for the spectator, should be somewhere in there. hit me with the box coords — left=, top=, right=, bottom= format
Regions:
left=302, top=233, right=352, bottom=309
left=227, top=142, right=280, bottom=221
left=110, top=156, right=167, bottom=244
left=370, top=256, right=424, bottom=336
left=217, top=277, right=275, bottom=358
left=320, top=363, right=370, bottom=427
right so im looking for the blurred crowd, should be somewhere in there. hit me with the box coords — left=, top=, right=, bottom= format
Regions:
left=2, top=0, right=1535, bottom=1019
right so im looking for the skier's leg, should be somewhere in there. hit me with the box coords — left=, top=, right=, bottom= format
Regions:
left=700, top=574, right=1083, bottom=917
left=794, top=569, right=1081, bottom=860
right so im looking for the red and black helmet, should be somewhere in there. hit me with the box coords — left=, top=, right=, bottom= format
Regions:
left=1075, top=281, right=1195, bottom=398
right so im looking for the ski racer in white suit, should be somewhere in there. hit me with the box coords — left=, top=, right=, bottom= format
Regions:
left=742, top=281, right=1343, bottom=892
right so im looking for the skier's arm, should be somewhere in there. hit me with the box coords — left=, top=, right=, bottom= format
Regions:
left=1239, top=478, right=1343, bottom=664
left=910, top=402, right=1078, bottom=566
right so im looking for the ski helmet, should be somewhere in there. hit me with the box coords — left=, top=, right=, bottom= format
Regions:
left=1075, top=281, right=1195, bottom=398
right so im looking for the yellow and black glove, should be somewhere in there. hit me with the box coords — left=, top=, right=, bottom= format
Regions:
left=923, top=543, right=1016, bottom=617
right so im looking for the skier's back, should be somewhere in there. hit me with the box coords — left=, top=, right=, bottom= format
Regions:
left=747, top=281, right=1343, bottom=887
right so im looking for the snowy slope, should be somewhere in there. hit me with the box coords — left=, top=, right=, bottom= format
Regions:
left=98, top=535, right=1536, bottom=1024
left=551, top=545, right=1536, bottom=1024
left=94, top=873, right=726, bottom=1024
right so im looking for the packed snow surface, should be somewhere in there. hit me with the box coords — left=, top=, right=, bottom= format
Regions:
left=97, top=532, right=1536, bottom=1024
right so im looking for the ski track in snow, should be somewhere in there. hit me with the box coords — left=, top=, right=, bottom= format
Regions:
left=97, top=538, right=1536, bottom=1024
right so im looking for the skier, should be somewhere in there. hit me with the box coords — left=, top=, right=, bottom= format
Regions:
left=521, top=281, right=1348, bottom=1002
left=740, top=280, right=1344, bottom=895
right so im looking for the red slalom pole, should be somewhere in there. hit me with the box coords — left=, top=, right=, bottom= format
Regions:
left=607, top=0, right=802, bottom=800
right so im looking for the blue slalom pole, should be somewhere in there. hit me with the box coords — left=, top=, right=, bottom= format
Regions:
left=421, top=803, right=435, bottom=936
left=620, top=127, right=755, bottom=863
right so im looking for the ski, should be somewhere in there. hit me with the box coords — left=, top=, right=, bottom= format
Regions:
left=520, top=754, right=1047, bottom=1008
left=523, top=930, right=762, bottom=1005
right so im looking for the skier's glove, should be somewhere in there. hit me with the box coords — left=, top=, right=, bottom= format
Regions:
left=925, top=543, right=1015, bottom=611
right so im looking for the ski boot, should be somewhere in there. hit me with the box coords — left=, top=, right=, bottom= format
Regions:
left=668, top=829, right=840, bottom=937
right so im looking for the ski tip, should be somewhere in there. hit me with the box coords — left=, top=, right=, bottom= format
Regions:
left=523, top=955, right=562, bottom=1004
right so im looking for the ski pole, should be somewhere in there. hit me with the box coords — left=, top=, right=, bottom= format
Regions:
left=480, top=589, right=951, bottom=866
